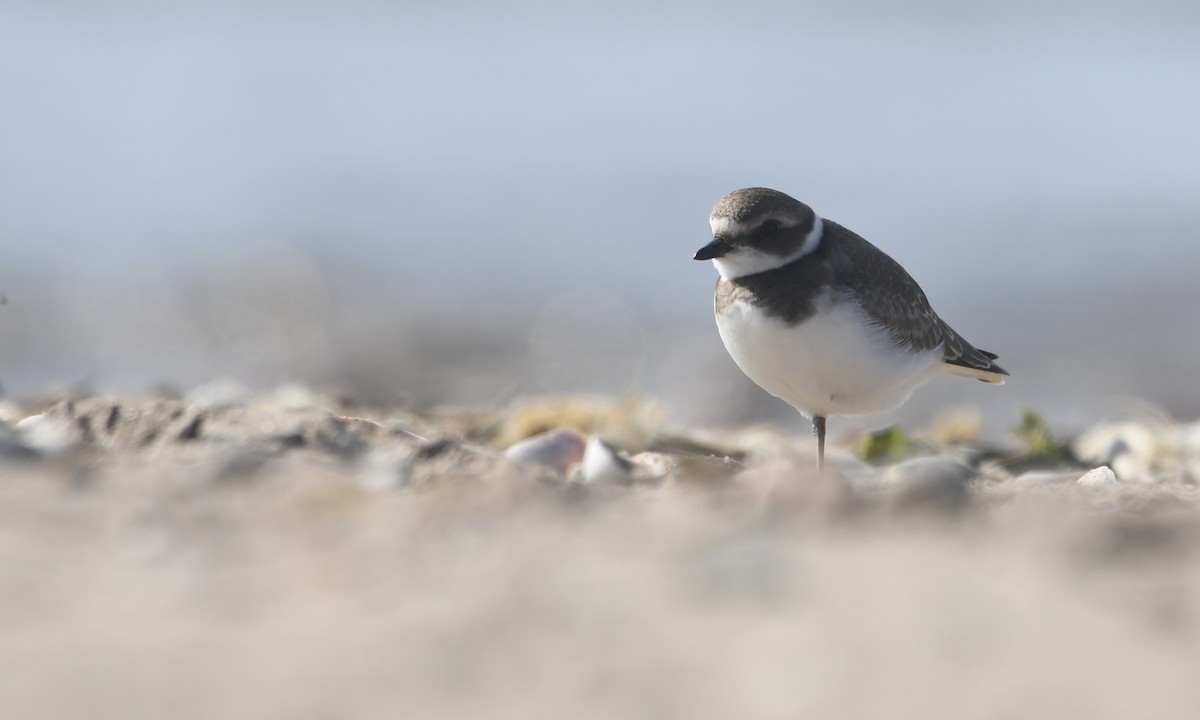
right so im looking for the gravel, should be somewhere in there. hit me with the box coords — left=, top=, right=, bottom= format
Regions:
left=3, top=392, right=1199, bottom=720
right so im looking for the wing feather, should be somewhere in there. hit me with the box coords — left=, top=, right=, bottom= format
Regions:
left=822, top=220, right=1009, bottom=380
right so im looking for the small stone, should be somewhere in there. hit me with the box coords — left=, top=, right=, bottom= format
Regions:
left=578, top=435, right=634, bottom=484
left=504, top=428, right=587, bottom=476
left=1078, top=465, right=1119, bottom=487
left=309, top=416, right=374, bottom=458
left=15, top=413, right=76, bottom=455
left=878, top=456, right=974, bottom=512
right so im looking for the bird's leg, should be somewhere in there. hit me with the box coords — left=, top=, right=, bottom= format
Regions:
left=812, top=416, right=826, bottom=470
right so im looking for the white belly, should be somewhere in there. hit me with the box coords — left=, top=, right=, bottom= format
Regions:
left=715, top=293, right=943, bottom=418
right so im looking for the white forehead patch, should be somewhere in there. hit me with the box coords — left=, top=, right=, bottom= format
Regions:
left=709, top=215, right=746, bottom=237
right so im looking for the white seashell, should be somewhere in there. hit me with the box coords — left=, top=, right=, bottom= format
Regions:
left=1077, top=465, right=1119, bottom=487
left=504, top=428, right=587, bottom=475
left=16, top=413, right=76, bottom=455
left=579, top=435, right=634, bottom=484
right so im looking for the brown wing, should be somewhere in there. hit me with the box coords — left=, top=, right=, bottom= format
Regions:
left=823, top=220, right=1008, bottom=377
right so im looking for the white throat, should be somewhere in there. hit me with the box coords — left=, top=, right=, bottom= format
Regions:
left=712, top=217, right=824, bottom=281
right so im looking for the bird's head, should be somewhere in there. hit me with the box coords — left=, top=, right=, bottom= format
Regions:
left=694, top=187, right=822, bottom=280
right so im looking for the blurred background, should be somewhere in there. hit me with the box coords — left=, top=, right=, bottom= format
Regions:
left=2, top=0, right=1198, bottom=438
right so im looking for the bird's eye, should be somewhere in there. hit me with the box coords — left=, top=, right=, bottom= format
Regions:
left=759, top=220, right=782, bottom=236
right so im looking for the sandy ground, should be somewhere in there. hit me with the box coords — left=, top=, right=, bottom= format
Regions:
left=2, top=391, right=1199, bottom=719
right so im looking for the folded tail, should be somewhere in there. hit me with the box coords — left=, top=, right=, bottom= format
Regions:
left=943, top=346, right=1008, bottom=384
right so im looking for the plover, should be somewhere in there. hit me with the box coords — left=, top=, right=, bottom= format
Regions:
left=694, top=187, right=1007, bottom=469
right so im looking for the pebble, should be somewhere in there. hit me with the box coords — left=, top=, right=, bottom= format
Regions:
left=876, top=456, right=974, bottom=512
left=1077, top=465, right=1119, bottom=487
left=503, top=428, right=587, bottom=476
left=579, top=435, right=635, bottom=484
left=309, top=416, right=373, bottom=458
left=15, top=413, right=75, bottom=455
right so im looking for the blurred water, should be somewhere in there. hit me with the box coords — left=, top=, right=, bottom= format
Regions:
left=2, top=1, right=1199, bottom=434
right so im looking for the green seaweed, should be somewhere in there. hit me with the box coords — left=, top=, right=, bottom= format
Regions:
left=1011, top=409, right=1072, bottom=461
left=861, top=425, right=914, bottom=465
